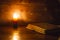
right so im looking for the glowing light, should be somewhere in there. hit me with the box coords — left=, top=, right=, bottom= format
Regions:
left=12, top=31, right=20, bottom=40
left=13, top=13, right=20, bottom=19
left=13, top=10, right=21, bottom=21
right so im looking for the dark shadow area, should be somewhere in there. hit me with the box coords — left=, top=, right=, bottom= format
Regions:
left=45, top=28, right=60, bottom=37
left=46, top=0, right=60, bottom=25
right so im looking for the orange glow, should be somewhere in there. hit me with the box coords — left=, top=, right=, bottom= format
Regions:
left=13, top=10, right=21, bottom=21
left=12, top=31, right=20, bottom=40
left=8, top=5, right=27, bottom=21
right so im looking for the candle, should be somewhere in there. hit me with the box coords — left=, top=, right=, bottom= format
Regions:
left=12, top=10, right=21, bottom=29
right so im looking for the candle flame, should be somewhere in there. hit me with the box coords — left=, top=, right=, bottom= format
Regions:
left=13, top=11, right=21, bottom=21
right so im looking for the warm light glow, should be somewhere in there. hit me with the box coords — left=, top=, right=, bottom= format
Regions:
left=13, top=13, right=20, bottom=19
left=13, top=10, right=21, bottom=21
left=12, top=31, right=20, bottom=40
